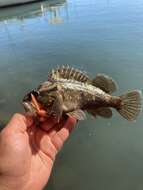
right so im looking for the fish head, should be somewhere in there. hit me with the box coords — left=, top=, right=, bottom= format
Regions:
left=23, top=81, right=58, bottom=117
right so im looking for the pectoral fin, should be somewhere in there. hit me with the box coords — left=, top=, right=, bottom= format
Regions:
left=51, top=93, right=63, bottom=119
left=67, top=109, right=86, bottom=120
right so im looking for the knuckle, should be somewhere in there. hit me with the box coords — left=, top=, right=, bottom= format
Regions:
left=51, top=134, right=64, bottom=152
left=13, top=113, right=23, bottom=119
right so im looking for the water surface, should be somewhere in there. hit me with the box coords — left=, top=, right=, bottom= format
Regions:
left=0, top=0, right=143, bottom=189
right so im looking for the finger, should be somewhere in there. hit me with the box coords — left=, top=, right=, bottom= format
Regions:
left=47, top=118, right=67, bottom=138
left=39, top=117, right=47, bottom=122
left=51, top=117, right=77, bottom=151
left=40, top=117, right=58, bottom=131
left=56, top=117, right=77, bottom=141
left=6, top=113, right=33, bottom=132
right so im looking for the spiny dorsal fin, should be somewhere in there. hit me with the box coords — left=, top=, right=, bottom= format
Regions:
left=92, top=74, right=118, bottom=94
left=48, top=65, right=90, bottom=83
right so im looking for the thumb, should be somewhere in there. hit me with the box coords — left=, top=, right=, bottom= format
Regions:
left=6, top=113, right=33, bottom=133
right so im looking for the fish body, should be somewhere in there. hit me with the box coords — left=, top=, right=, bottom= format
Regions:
left=38, top=79, right=119, bottom=110
left=23, top=66, right=142, bottom=121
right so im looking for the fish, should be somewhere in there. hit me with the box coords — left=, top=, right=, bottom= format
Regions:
left=23, top=65, right=142, bottom=121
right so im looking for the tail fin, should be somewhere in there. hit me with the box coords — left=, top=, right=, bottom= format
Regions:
left=117, top=90, right=142, bottom=121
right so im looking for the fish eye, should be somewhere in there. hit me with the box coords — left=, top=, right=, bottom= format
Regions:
left=23, top=92, right=31, bottom=102
left=31, top=90, right=39, bottom=97
left=23, top=90, right=39, bottom=102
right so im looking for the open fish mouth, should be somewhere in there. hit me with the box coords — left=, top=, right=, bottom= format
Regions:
left=23, top=90, right=41, bottom=116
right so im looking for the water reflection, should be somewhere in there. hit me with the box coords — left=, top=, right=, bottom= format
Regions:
left=0, top=0, right=69, bottom=123
left=0, top=0, right=67, bottom=25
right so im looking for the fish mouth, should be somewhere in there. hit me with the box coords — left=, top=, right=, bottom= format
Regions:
left=23, top=90, right=39, bottom=102
left=23, top=90, right=40, bottom=116
left=23, top=102, right=37, bottom=116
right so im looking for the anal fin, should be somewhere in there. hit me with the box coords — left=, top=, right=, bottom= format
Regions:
left=67, top=109, right=86, bottom=120
left=87, top=107, right=112, bottom=118
left=87, top=109, right=97, bottom=118
left=96, top=107, right=112, bottom=118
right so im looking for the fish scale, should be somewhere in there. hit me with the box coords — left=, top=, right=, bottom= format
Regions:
left=55, top=78, right=106, bottom=97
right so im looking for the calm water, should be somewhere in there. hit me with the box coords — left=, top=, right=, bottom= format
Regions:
left=0, top=0, right=143, bottom=189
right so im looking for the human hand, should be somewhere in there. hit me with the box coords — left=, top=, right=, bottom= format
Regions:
left=0, top=113, right=76, bottom=190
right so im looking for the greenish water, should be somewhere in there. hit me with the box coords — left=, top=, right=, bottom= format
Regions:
left=0, top=0, right=143, bottom=189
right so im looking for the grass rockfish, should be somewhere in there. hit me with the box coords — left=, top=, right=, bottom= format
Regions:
left=23, top=66, right=142, bottom=121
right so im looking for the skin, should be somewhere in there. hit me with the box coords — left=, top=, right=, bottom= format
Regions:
left=0, top=113, right=77, bottom=190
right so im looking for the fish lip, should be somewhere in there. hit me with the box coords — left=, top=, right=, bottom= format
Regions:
left=23, top=101, right=37, bottom=116
left=22, top=101, right=31, bottom=112
left=23, top=90, right=40, bottom=116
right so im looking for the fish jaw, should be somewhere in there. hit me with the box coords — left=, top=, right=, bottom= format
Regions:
left=23, top=102, right=37, bottom=116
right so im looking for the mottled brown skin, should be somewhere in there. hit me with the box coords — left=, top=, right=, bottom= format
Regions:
left=79, top=91, right=121, bottom=111
left=23, top=66, right=142, bottom=121
left=35, top=84, right=122, bottom=116
left=82, top=95, right=122, bottom=110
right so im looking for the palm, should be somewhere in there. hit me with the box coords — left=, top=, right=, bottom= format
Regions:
left=0, top=114, right=76, bottom=190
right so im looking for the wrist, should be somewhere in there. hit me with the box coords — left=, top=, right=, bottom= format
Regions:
left=0, top=183, right=26, bottom=190
left=0, top=178, right=43, bottom=190
left=0, top=184, right=10, bottom=190
left=0, top=176, right=25, bottom=190
left=0, top=178, right=10, bottom=190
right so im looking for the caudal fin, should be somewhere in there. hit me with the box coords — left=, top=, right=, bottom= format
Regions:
left=117, top=90, right=142, bottom=121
